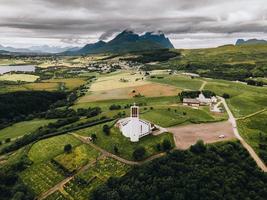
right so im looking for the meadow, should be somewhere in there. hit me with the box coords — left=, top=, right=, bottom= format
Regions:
left=28, top=134, right=81, bottom=163
left=149, top=74, right=203, bottom=90
left=238, top=111, right=267, bottom=164
left=0, top=118, right=56, bottom=141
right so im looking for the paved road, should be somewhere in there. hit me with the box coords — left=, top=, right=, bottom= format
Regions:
left=219, top=97, right=267, bottom=172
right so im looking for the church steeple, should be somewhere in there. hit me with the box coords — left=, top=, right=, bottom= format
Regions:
left=130, top=103, right=139, bottom=118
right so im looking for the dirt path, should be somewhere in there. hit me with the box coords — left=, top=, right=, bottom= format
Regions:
left=72, top=133, right=166, bottom=165
left=219, top=97, right=267, bottom=172
left=236, top=108, right=267, bottom=121
left=168, top=121, right=235, bottom=149
left=199, top=80, right=207, bottom=91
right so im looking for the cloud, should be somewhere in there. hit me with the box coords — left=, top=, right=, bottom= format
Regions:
left=0, top=0, right=266, bottom=48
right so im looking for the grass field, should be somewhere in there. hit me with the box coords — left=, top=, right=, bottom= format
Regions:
left=75, top=121, right=174, bottom=160
left=204, top=79, right=267, bottom=117
left=20, top=161, right=66, bottom=195
left=0, top=119, right=56, bottom=141
left=238, top=111, right=267, bottom=164
left=0, top=74, right=39, bottom=82
left=140, top=106, right=224, bottom=127
left=28, top=135, right=81, bottom=163
left=149, top=74, right=203, bottom=90
left=53, top=144, right=101, bottom=173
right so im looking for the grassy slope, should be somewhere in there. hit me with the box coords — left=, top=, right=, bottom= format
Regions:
left=0, top=119, right=56, bottom=141
left=149, top=74, right=203, bottom=90
left=75, top=121, right=174, bottom=160
left=28, top=134, right=81, bottom=163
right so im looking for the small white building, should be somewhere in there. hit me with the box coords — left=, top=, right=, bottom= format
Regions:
left=116, top=104, right=153, bottom=142
left=196, top=93, right=217, bottom=105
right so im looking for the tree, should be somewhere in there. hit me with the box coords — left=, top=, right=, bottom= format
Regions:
left=223, top=93, right=230, bottom=99
left=91, top=134, right=97, bottom=142
left=5, top=138, right=11, bottom=143
left=190, top=140, right=206, bottom=154
left=103, top=125, right=110, bottom=135
left=133, top=147, right=146, bottom=160
left=162, top=139, right=172, bottom=151
left=64, top=144, right=72, bottom=153
left=114, top=146, right=119, bottom=154
left=156, top=143, right=161, bottom=151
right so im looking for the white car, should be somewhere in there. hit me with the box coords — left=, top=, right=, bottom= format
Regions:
left=219, top=134, right=225, bottom=138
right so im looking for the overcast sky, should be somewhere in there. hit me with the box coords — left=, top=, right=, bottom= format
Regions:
left=0, top=0, right=267, bottom=48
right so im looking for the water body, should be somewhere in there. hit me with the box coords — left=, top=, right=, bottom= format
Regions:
left=0, top=65, right=36, bottom=75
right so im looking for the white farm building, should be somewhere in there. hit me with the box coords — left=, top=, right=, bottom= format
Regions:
left=116, top=104, right=153, bottom=142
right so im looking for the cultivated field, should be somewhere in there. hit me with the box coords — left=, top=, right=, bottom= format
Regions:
left=0, top=74, right=39, bottom=82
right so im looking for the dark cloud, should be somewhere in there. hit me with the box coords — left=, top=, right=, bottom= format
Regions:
left=0, top=0, right=266, bottom=47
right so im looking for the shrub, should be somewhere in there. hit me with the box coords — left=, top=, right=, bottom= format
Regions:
left=5, top=138, right=11, bottom=143
left=223, top=93, right=230, bottom=99
left=133, top=147, right=146, bottom=160
left=103, top=124, right=110, bottom=135
left=162, top=139, right=172, bottom=151
left=64, top=144, right=72, bottom=153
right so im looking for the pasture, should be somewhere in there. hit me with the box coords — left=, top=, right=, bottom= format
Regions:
left=28, top=135, right=81, bottom=163
left=149, top=74, right=203, bottom=90
left=0, top=74, right=39, bottom=82
left=238, top=111, right=267, bottom=164
left=204, top=79, right=267, bottom=117
left=0, top=119, right=56, bottom=141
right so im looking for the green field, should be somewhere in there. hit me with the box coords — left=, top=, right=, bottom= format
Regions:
left=238, top=111, right=267, bottom=164
left=75, top=121, right=174, bottom=160
left=53, top=144, right=101, bottom=173
left=204, top=79, right=267, bottom=117
left=140, top=106, right=225, bottom=127
left=149, top=74, right=203, bottom=90
left=20, top=161, right=66, bottom=195
left=0, top=119, right=56, bottom=141
left=28, top=135, right=81, bottom=163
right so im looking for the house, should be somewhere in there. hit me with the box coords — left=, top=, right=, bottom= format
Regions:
left=182, top=98, right=200, bottom=107
left=196, top=92, right=217, bottom=105
left=116, top=104, right=153, bottom=142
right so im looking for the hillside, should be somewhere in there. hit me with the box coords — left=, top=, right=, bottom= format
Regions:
left=236, top=38, right=267, bottom=45
left=147, top=44, right=267, bottom=80
left=66, top=30, right=174, bottom=55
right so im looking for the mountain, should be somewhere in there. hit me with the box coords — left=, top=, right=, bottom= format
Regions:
left=140, top=32, right=174, bottom=48
left=65, top=30, right=174, bottom=55
left=0, top=44, right=80, bottom=54
left=236, top=39, right=267, bottom=45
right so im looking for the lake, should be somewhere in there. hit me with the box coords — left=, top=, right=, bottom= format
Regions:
left=0, top=65, right=36, bottom=75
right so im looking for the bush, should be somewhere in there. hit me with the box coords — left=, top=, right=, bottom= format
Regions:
left=5, top=138, right=11, bottom=143
left=114, top=146, right=119, bottom=154
left=133, top=147, right=146, bottom=160
left=162, top=139, right=172, bottom=151
left=223, top=93, right=230, bottom=99
left=156, top=143, right=161, bottom=151
left=91, top=134, right=97, bottom=142
left=103, top=124, right=110, bottom=135
left=64, top=144, right=72, bottom=153
left=109, top=104, right=121, bottom=110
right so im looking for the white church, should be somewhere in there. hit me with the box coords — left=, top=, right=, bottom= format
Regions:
left=116, top=104, right=153, bottom=142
